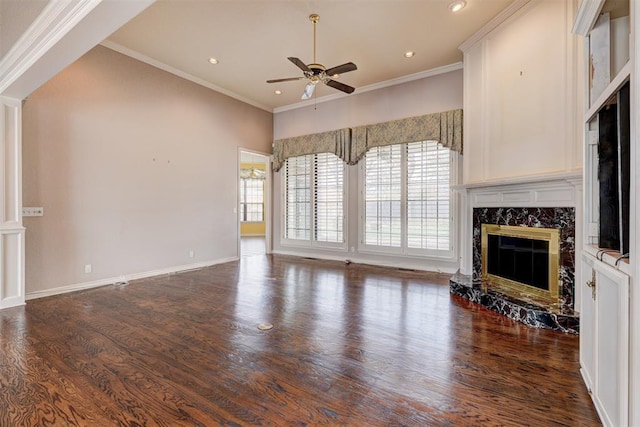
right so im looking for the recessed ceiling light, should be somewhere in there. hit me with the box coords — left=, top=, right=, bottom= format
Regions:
left=208, top=57, right=219, bottom=65
left=275, top=90, right=282, bottom=95
left=404, top=51, right=415, bottom=58
left=449, top=0, right=466, bottom=12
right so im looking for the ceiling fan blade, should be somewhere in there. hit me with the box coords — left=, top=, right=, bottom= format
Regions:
left=301, top=83, right=316, bottom=100
left=325, top=79, right=355, bottom=94
left=325, top=62, right=358, bottom=76
left=288, top=57, right=311, bottom=73
left=266, top=77, right=305, bottom=83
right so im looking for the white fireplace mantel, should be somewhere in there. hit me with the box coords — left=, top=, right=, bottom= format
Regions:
left=454, top=170, right=582, bottom=207
left=455, top=170, right=583, bottom=309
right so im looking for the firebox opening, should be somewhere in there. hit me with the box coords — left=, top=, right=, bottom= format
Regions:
left=481, top=224, right=560, bottom=306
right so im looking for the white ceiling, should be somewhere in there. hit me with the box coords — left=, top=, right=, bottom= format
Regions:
left=106, top=0, right=514, bottom=112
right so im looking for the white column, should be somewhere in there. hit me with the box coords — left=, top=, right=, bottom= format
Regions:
left=456, top=188, right=473, bottom=276
left=0, top=97, right=24, bottom=309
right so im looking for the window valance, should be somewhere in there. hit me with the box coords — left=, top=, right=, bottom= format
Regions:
left=272, top=128, right=351, bottom=172
left=271, top=109, right=462, bottom=172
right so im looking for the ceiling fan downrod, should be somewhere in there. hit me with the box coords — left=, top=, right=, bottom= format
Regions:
left=310, top=14, right=319, bottom=64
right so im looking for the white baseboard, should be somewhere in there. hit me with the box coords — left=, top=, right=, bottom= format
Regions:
left=25, top=257, right=238, bottom=301
left=271, top=249, right=457, bottom=274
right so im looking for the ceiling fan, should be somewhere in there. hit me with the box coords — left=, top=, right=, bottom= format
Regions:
left=267, top=14, right=358, bottom=100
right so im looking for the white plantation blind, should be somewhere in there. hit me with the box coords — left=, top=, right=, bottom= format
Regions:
left=362, top=140, right=452, bottom=255
left=314, top=153, right=344, bottom=243
left=284, top=155, right=312, bottom=240
left=364, top=145, right=402, bottom=247
left=406, top=141, right=450, bottom=251
left=283, top=153, right=345, bottom=244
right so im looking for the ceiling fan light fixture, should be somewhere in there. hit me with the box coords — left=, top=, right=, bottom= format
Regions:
left=208, top=57, right=219, bottom=65
left=449, top=0, right=466, bottom=12
left=404, top=51, right=415, bottom=58
left=274, top=90, right=282, bottom=95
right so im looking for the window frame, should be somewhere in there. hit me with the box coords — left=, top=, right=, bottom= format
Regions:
left=358, top=141, right=458, bottom=259
left=239, top=177, right=265, bottom=223
left=280, top=153, right=348, bottom=251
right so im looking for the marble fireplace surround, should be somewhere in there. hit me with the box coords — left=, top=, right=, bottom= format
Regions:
left=451, top=172, right=583, bottom=333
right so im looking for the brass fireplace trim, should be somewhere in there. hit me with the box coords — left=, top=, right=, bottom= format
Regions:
left=481, top=224, right=560, bottom=305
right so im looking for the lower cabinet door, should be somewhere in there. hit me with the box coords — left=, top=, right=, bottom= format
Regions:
left=593, top=259, right=629, bottom=427
left=579, top=252, right=596, bottom=393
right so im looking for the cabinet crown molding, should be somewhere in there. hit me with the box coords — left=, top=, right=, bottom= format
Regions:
left=571, top=0, right=606, bottom=36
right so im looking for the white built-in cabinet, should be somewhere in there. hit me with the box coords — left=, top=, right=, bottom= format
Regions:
left=580, top=251, right=629, bottom=426
left=573, top=1, right=635, bottom=425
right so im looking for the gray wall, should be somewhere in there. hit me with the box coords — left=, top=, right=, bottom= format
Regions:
left=22, top=46, right=273, bottom=294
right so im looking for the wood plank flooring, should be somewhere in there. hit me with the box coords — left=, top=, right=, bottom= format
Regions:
left=0, top=255, right=600, bottom=426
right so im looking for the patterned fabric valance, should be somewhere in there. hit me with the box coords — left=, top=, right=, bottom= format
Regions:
left=350, top=109, right=463, bottom=164
left=272, top=128, right=351, bottom=172
left=271, top=109, right=462, bottom=171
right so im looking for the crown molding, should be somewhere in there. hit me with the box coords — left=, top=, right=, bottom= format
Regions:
left=100, top=40, right=272, bottom=112
left=571, top=0, right=606, bottom=36
left=101, top=40, right=462, bottom=115
left=0, top=0, right=101, bottom=95
left=458, top=0, right=531, bottom=52
left=273, top=62, right=464, bottom=114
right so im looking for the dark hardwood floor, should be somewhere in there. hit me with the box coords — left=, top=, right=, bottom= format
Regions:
left=0, top=255, right=600, bottom=426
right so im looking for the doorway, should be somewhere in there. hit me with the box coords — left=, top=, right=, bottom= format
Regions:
left=238, top=149, right=270, bottom=258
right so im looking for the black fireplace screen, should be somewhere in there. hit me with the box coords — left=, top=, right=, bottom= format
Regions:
left=487, top=235, right=549, bottom=291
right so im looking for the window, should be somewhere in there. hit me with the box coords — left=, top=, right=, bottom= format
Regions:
left=240, top=178, right=264, bottom=222
left=362, top=141, right=452, bottom=256
left=364, top=145, right=402, bottom=247
left=283, top=153, right=345, bottom=245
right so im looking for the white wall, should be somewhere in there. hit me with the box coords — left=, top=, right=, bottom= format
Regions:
left=273, top=69, right=463, bottom=273
left=22, top=46, right=273, bottom=295
left=461, top=0, right=582, bottom=184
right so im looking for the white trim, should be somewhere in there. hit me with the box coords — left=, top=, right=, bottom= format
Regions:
left=100, top=41, right=462, bottom=115
left=458, top=0, right=531, bottom=52
left=454, top=170, right=582, bottom=190
left=629, top=2, right=640, bottom=423
left=572, top=0, right=606, bottom=36
left=274, top=62, right=463, bottom=114
left=25, top=257, right=238, bottom=301
left=0, top=0, right=102, bottom=94
left=101, top=40, right=272, bottom=112
left=584, top=61, right=631, bottom=122
left=0, top=98, right=24, bottom=310
left=237, top=148, right=272, bottom=255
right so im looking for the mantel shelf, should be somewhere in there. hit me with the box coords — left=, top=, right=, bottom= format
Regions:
left=584, top=61, right=631, bottom=123
left=453, top=170, right=582, bottom=191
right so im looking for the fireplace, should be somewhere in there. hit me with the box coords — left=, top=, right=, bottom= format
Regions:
left=450, top=205, right=578, bottom=333
left=481, top=224, right=560, bottom=306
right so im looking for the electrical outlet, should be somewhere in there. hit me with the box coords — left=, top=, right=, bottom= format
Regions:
left=84, top=264, right=92, bottom=274
left=23, top=207, right=44, bottom=217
